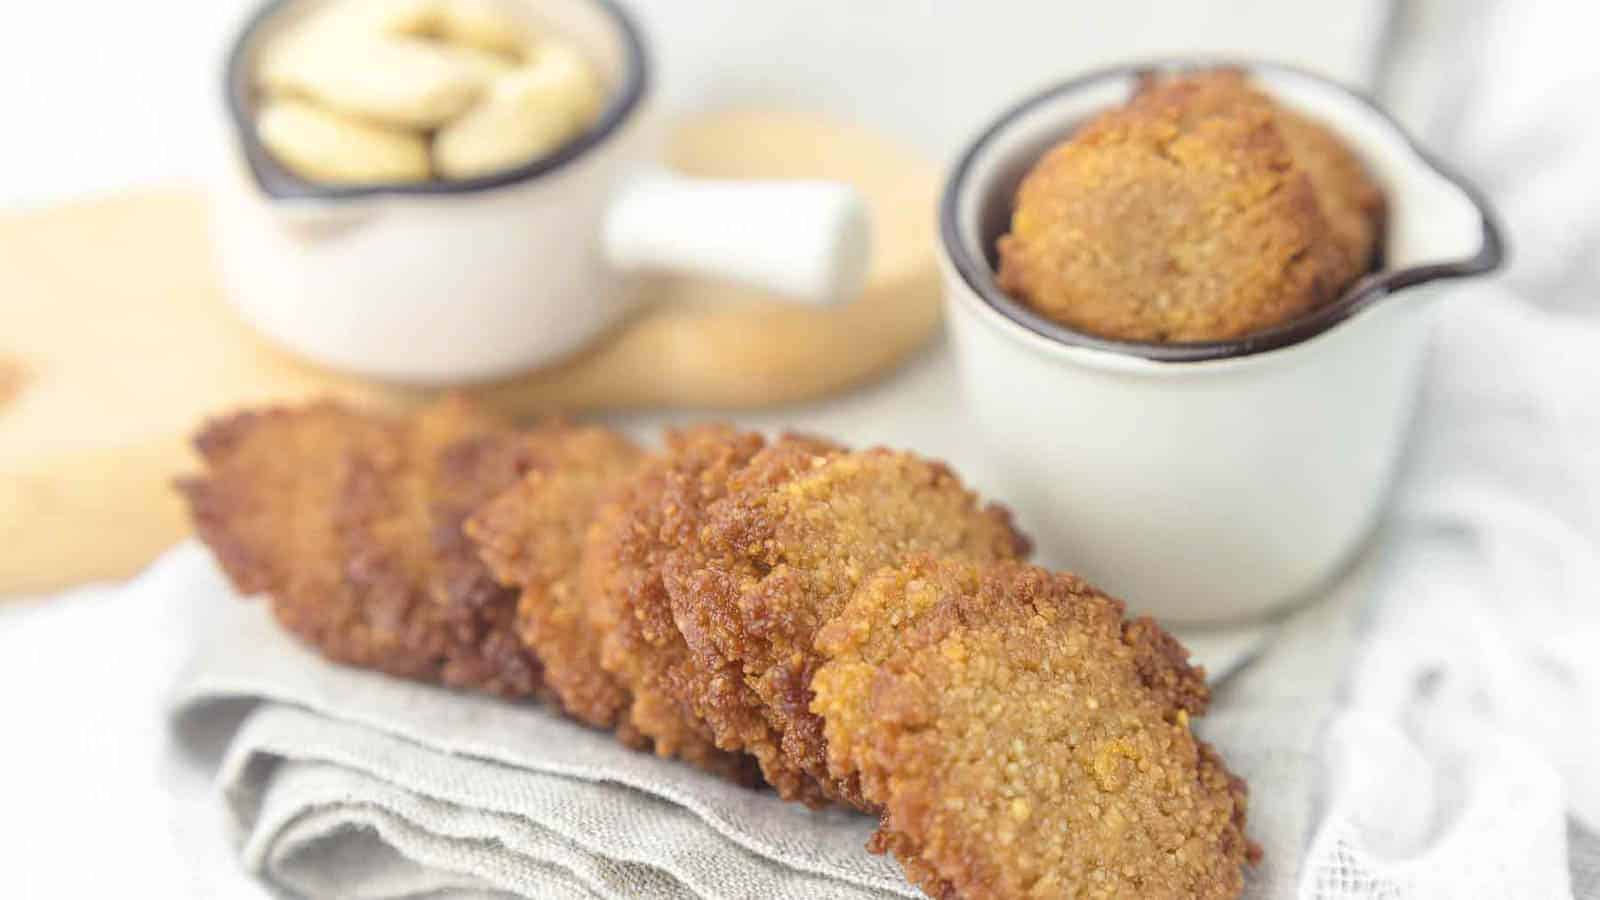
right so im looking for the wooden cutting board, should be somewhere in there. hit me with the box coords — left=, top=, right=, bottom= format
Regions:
left=0, top=110, right=942, bottom=595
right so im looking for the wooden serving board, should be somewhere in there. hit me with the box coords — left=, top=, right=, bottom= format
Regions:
left=0, top=110, right=941, bottom=595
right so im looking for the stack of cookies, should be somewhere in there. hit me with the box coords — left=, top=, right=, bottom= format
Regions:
left=180, top=396, right=1256, bottom=899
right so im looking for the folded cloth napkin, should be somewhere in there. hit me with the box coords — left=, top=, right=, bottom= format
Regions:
left=1316, top=1, right=1600, bottom=894
left=164, top=530, right=1304, bottom=899
left=1297, top=289, right=1600, bottom=899
left=168, top=548, right=904, bottom=900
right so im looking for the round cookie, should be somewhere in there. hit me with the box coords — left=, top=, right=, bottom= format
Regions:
left=467, top=425, right=647, bottom=741
left=1273, top=105, right=1386, bottom=283
left=336, top=397, right=559, bottom=697
left=180, top=397, right=549, bottom=697
left=585, top=425, right=830, bottom=793
left=662, top=446, right=1030, bottom=810
left=997, top=68, right=1380, bottom=343
left=811, top=557, right=1254, bottom=899
left=1124, top=70, right=1385, bottom=290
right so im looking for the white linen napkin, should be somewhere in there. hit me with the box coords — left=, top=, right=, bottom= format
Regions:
left=166, top=543, right=906, bottom=900
left=162, top=535, right=1298, bottom=899
left=1297, top=289, right=1600, bottom=899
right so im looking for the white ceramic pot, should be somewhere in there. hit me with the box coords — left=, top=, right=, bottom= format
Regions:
left=210, top=0, right=870, bottom=385
left=940, top=61, right=1504, bottom=623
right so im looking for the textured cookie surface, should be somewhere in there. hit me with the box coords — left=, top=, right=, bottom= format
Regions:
left=467, top=425, right=646, bottom=739
left=812, top=558, right=1253, bottom=899
left=997, top=68, right=1383, bottom=343
left=664, top=447, right=1030, bottom=809
left=179, top=397, right=547, bottom=696
left=587, top=426, right=829, bottom=793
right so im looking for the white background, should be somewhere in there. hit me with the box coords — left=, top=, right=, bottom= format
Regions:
left=0, top=0, right=1390, bottom=209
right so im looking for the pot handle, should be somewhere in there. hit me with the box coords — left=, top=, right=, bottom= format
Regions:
left=602, top=167, right=872, bottom=307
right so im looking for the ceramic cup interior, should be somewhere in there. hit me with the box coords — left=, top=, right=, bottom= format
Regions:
left=941, top=60, right=1505, bottom=365
left=223, top=0, right=649, bottom=201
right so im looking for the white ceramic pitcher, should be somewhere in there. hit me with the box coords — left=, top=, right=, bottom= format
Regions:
left=940, top=61, right=1505, bottom=623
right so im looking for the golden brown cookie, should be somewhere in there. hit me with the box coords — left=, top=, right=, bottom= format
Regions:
left=1124, top=70, right=1385, bottom=288
left=1274, top=105, right=1386, bottom=283
left=178, top=397, right=547, bottom=696
left=585, top=425, right=824, bottom=791
left=466, top=425, right=647, bottom=741
left=662, top=446, right=1030, bottom=810
left=812, top=557, right=1254, bottom=899
left=997, top=68, right=1382, bottom=343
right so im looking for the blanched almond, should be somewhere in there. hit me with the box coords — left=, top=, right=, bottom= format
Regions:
left=522, top=42, right=604, bottom=126
left=267, top=0, right=443, bottom=48
left=258, top=33, right=485, bottom=129
left=433, top=80, right=572, bottom=179
left=433, top=42, right=519, bottom=82
left=258, top=98, right=431, bottom=184
left=332, top=0, right=443, bottom=36
left=438, top=0, right=531, bottom=57
left=433, top=48, right=604, bottom=179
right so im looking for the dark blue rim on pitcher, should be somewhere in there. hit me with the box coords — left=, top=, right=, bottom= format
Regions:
left=939, top=59, right=1506, bottom=363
